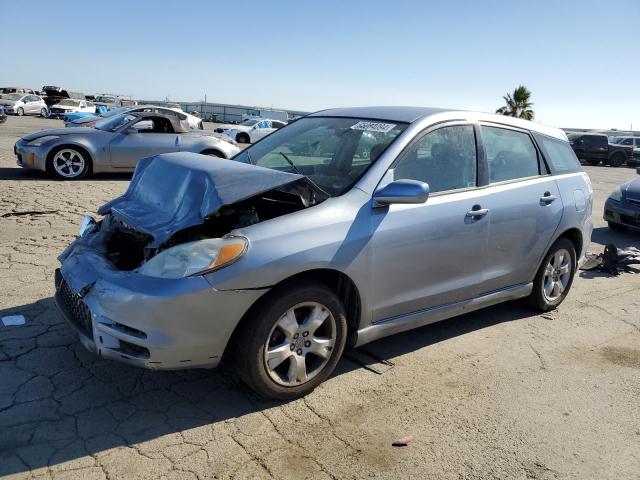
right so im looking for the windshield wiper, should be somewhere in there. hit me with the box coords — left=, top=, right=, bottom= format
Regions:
left=279, top=151, right=302, bottom=175
left=279, top=152, right=330, bottom=197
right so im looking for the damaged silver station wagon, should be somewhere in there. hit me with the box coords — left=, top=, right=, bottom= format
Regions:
left=56, top=107, right=593, bottom=399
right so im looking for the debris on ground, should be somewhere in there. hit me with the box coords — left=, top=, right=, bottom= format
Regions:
left=581, top=244, right=640, bottom=275
left=344, top=349, right=395, bottom=375
left=2, top=315, right=26, bottom=326
left=392, top=435, right=414, bottom=447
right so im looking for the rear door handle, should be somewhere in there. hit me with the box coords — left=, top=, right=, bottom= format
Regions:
left=466, top=207, right=489, bottom=218
left=540, top=192, right=556, bottom=204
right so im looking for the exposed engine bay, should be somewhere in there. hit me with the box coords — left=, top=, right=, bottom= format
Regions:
left=68, top=152, right=320, bottom=272
left=94, top=180, right=318, bottom=271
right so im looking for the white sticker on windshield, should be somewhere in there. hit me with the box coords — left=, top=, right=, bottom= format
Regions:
left=350, top=121, right=396, bottom=133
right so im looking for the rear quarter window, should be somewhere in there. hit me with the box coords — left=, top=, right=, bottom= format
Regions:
left=533, top=133, right=582, bottom=174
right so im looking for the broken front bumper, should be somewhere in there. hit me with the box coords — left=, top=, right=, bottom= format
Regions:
left=54, top=243, right=267, bottom=369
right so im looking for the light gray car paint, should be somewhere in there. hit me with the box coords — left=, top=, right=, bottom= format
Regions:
left=55, top=107, right=593, bottom=369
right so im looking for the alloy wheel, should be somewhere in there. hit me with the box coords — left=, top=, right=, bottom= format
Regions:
left=543, top=248, right=571, bottom=302
left=52, top=149, right=85, bottom=178
left=264, top=302, right=336, bottom=386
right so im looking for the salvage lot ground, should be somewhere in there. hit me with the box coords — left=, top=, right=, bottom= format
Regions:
left=0, top=115, right=639, bottom=480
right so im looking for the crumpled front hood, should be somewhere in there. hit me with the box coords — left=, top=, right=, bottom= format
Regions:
left=98, top=153, right=303, bottom=248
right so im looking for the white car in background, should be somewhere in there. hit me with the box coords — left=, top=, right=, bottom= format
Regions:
left=0, top=94, right=48, bottom=117
left=217, top=118, right=286, bottom=144
left=49, top=99, right=96, bottom=119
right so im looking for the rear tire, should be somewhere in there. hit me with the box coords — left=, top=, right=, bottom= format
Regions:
left=608, top=221, right=627, bottom=231
left=40, top=108, right=48, bottom=118
left=526, top=238, right=576, bottom=312
left=234, top=282, right=348, bottom=400
left=609, top=152, right=625, bottom=168
left=17, top=107, right=24, bottom=116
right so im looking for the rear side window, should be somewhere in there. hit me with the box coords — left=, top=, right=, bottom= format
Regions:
left=482, top=126, right=539, bottom=182
left=534, top=133, right=582, bottom=174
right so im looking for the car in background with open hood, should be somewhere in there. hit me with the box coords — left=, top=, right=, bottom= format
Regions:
left=48, top=99, right=96, bottom=119
left=14, top=111, right=239, bottom=179
left=53, top=106, right=592, bottom=399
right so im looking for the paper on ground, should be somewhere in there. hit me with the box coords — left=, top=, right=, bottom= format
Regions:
left=2, top=315, right=26, bottom=326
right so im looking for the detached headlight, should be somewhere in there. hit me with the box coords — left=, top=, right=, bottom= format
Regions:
left=27, top=135, right=59, bottom=146
left=138, top=236, right=248, bottom=279
left=609, top=188, right=622, bottom=202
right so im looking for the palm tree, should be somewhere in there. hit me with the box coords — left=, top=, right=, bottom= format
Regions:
left=496, top=85, right=534, bottom=120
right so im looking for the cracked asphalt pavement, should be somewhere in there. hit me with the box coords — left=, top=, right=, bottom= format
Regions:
left=1, top=116, right=639, bottom=479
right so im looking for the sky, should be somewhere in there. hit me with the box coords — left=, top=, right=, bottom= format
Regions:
left=2, top=0, right=639, bottom=130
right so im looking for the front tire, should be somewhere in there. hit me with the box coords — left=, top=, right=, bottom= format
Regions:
left=527, top=238, right=576, bottom=311
left=17, top=107, right=24, bottom=116
left=234, top=282, right=347, bottom=400
left=48, top=147, right=91, bottom=180
left=609, top=153, right=625, bottom=168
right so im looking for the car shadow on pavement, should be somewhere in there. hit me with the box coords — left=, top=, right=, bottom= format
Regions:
left=0, top=167, right=132, bottom=181
left=0, top=296, right=536, bottom=476
left=590, top=226, right=638, bottom=248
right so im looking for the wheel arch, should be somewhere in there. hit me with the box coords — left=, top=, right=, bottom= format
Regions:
left=555, top=227, right=583, bottom=261
left=222, top=268, right=362, bottom=363
left=199, top=148, right=226, bottom=158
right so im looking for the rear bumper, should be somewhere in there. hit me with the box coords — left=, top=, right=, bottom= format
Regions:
left=54, top=240, right=268, bottom=369
left=604, top=198, right=640, bottom=231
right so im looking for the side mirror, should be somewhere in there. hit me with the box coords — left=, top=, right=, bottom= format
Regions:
left=125, top=127, right=138, bottom=134
left=373, top=179, right=429, bottom=206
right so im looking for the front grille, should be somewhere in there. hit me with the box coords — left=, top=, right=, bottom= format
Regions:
left=621, top=215, right=640, bottom=227
left=58, top=279, right=93, bottom=337
left=50, top=108, right=65, bottom=114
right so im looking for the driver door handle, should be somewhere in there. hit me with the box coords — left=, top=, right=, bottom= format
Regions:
left=540, top=192, right=556, bottom=204
left=466, top=206, right=489, bottom=218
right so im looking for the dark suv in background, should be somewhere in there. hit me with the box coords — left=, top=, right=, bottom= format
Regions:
left=611, top=136, right=640, bottom=166
left=568, top=133, right=632, bottom=167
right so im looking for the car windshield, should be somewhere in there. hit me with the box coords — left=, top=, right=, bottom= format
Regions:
left=59, top=99, right=81, bottom=107
left=240, top=119, right=260, bottom=126
left=3, top=93, right=22, bottom=101
left=95, top=113, right=137, bottom=132
left=234, top=116, right=408, bottom=196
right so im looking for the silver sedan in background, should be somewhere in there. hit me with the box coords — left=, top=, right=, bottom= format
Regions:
left=14, top=111, right=239, bottom=179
